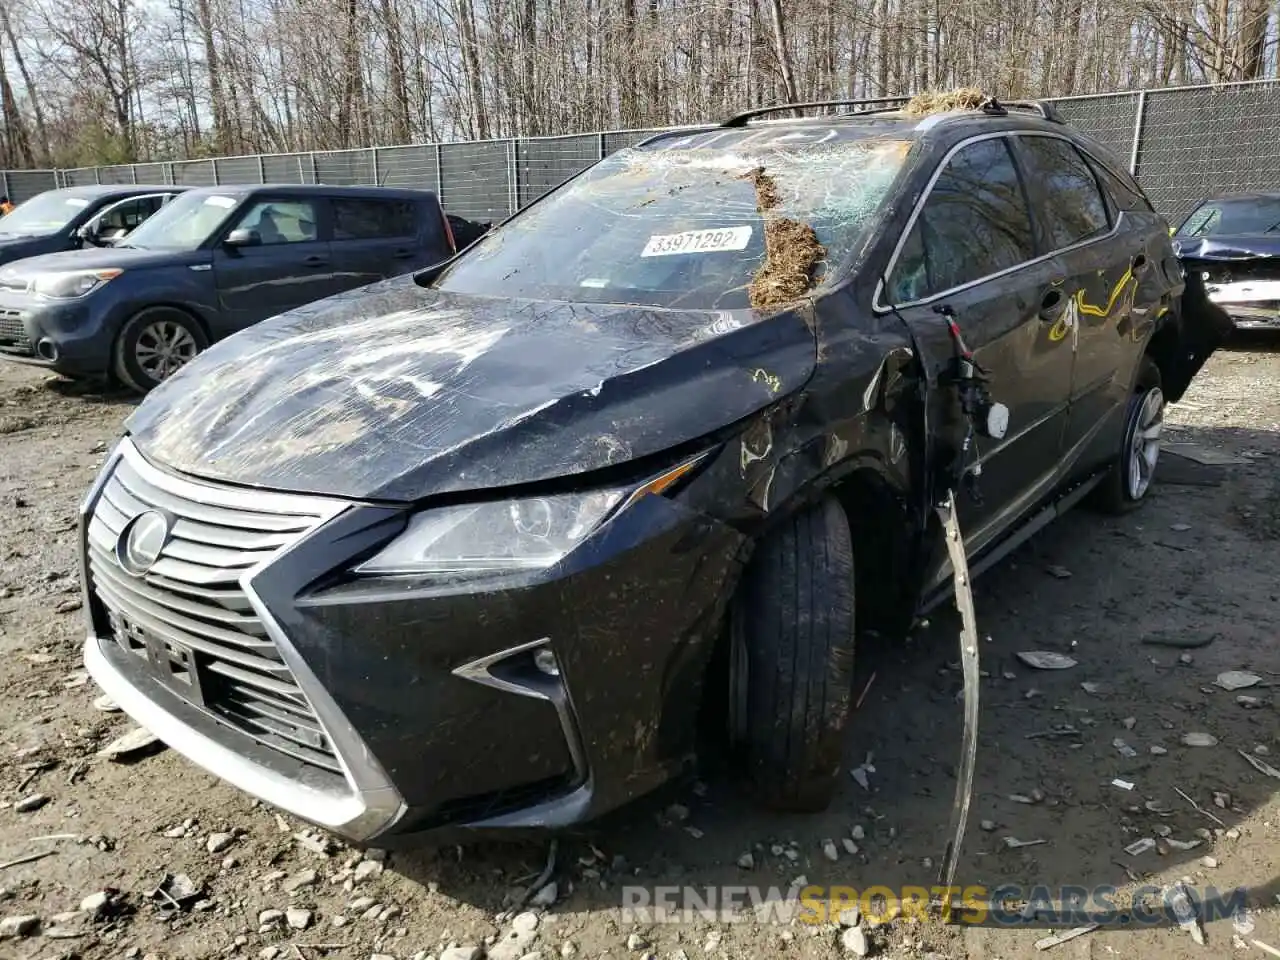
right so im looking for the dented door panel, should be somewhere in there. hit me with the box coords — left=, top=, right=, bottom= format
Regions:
left=894, top=263, right=1073, bottom=557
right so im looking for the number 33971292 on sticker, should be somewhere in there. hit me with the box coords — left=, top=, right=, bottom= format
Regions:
left=641, top=226, right=752, bottom=258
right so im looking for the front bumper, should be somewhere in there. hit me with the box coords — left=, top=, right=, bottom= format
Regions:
left=81, top=439, right=742, bottom=843
left=1206, top=280, right=1280, bottom=330
left=1221, top=305, right=1280, bottom=329
left=0, top=289, right=117, bottom=375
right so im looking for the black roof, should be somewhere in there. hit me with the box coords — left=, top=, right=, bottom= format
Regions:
left=637, top=100, right=1069, bottom=152
left=181, top=183, right=438, bottom=200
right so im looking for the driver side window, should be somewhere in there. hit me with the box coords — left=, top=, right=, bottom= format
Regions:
left=98, top=198, right=143, bottom=232
left=889, top=138, right=1036, bottom=304
left=230, top=200, right=319, bottom=246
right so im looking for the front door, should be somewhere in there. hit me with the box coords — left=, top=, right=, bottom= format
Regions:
left=213, top=197, right=335, bottom=330
left=883, top=135, right=1076, bottom=556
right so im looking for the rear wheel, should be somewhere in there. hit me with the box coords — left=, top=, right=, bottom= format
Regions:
left=113, top=307, right=207, bottom=393
left=728, top=496, right=856, bottom=812
left=1094, top=357, right=1164, bottom=513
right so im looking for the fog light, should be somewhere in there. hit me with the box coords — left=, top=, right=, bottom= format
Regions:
left=533, top=648, right=560, bottom=677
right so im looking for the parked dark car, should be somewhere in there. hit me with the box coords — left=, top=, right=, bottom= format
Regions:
left=78, top=97, right=1228, bottom=846
left=0, top=185, right=185, bottom=266
left=0, top=184, right=455, bottom=391
left=1173, top=191, right=1280, bottom=330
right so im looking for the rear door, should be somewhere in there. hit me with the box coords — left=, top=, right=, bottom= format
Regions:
left=212, top=196, right=335, bottom=329
left=883, top=135, right=1075, bottom=554
left=1011, top=133, right=1138, bottom=475
left=330, top=196, right=436, bottom=291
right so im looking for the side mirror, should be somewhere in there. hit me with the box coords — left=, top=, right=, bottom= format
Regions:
left=76, top=222, right=103, bottom=246
left=223, top=228, right=259, bottom=248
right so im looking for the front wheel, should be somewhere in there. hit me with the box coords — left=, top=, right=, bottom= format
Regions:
left=728, top=496, right=857, bottom=812
left=113, top=307, right=207, bottom=393
left=1094, top=357, right=1164, bottom=513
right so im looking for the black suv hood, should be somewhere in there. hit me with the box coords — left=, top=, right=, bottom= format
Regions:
left=126, top=277, right=817, bottom=502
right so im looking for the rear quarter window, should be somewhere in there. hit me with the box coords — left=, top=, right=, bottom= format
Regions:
left=333, top=198, right=418, bottom=240
left=1084, top=155, right=1156, bottom=215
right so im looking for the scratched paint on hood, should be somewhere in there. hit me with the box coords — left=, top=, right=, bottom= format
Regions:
left=126, top=275, right=817, bottom=502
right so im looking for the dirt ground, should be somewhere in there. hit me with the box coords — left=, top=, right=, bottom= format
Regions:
left=2, top=339, right=1280, bottom=960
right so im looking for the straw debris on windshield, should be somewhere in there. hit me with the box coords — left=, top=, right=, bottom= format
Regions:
left=743, top=166, right=825, bottom=309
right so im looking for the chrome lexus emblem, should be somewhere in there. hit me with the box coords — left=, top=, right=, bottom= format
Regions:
left=116, top=510, right=170, bottom=577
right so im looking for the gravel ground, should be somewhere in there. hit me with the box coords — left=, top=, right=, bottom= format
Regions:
left=2, top=341, right=1279, bottom=960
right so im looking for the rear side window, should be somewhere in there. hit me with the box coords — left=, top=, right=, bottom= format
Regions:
left=333, top=199, right=417, bottom=240
left=1017, top=136, right=1110, bottom=248
left=99, top=197, right=155, bottom=232
left=888, top=138, right=1035, bottom=303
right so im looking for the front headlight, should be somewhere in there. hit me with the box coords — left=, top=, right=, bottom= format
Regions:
left=354, top=490, right=625, bottom=578
left=353, top=453, right=711, bottom=581
left=31, top=268, right=123, bottom=299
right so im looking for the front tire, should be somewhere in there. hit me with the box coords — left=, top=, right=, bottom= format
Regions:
left=113, top=307, right=207, bottom=394
left=728, top=496, right=856, bottom=812
left=1095, top=357, right=1164, bottom=513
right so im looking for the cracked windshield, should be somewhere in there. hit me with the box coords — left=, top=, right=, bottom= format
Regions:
left=438, top=135, right=911, bottom=310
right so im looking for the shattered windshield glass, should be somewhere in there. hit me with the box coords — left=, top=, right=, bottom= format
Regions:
left=436, top=135, right=912, bottom=310
left=1178, top=197, right=1280, bottom=237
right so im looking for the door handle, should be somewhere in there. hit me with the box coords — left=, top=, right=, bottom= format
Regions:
left=303, top=255, right=328, bottom=267
left=1038, top=287, right=1066, bottom=322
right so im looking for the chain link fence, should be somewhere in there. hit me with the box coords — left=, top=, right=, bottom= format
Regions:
left=3, top=79, right=1277, bottom=223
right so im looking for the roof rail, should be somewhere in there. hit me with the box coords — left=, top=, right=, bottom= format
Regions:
left=981, top=98, right=1065, bottom=124
left=721, top=97, right=911, bottom=128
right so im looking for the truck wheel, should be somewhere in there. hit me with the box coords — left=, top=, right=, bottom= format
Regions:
left=728, top=496, right=856, bottom=812
left=113, top=307, right=207, bottom=393
left=1094, top=356, right=1164, bottom=513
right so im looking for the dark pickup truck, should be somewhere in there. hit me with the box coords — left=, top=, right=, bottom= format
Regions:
left=0, top=184, right=455, bottom=391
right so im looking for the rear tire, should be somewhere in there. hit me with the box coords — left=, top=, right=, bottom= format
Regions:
left=113, top=307, right=207, bottom=394
left=1094, top=356, right=1164, bottom=514
left=728, top=496, right=856, bottom=812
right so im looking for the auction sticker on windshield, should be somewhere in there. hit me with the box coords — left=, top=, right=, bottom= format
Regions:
left=204, top=196, right=237, bottom=208
left=641, top=226, right=752, bottom=258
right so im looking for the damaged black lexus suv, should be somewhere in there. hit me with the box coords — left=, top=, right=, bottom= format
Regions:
left=79, top=97, right=1229, bottom=845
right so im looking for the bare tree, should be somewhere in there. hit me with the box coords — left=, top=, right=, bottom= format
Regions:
left=0, top=0, right=1274, bottom=167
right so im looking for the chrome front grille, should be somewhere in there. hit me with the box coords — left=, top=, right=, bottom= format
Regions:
left=0, top=309, right=29, bottom=351
left=86, top=448, right=343, bottom=774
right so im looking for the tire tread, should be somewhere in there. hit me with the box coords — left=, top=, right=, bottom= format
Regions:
left=733, top=496, right=856, bottom=811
